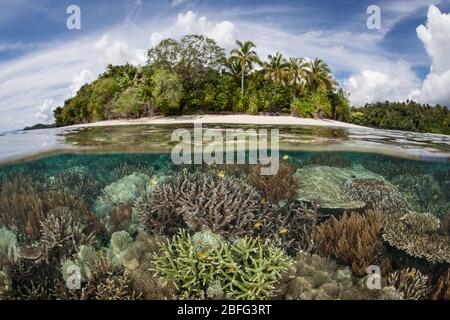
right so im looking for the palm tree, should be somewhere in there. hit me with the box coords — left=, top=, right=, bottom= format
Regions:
left=261, top=52, right=288, bottom=83
left=230, top=40, right=259, bottom=94
left=287, top=57, right=307, bottom=96
left=304, top=58, right=334, bottom=91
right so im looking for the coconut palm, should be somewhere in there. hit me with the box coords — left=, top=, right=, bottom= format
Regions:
left=304, top=58, right=334, bottom=91
left=287, top=57, right=307, bottom=96
left=230, top=40, right=259, bottom=94
left=261, top=52, right=288, bottom=83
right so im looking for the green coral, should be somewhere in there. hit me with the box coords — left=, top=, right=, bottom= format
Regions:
left=153, top=229, right=292, bottom=300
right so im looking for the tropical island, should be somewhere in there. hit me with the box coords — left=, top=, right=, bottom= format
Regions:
left=52, top=34, right=450, bottom=135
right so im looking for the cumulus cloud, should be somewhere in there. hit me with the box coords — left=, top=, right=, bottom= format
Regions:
left=94, top=34, right=147, bottom=66
left=411, top=5, right=450, bottom=105
left=150, top=11, right=237, bottom=48
left=70, top=69, right=95, bottom=96
left=34, top=99, right=55, bottom=123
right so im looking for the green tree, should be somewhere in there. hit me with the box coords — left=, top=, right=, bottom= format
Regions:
left=286, top=57, right=307, bottom=96
left=261, top=52, right=288, bottom=83
left=305, top=58, right=334, bottom=91
left=230, top=40, right=259, bottom=95
left=151, top=68, right=183, bottom=114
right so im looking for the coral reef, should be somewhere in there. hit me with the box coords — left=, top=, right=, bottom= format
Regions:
left=46, top=166, right=100, bottom=204
left=381, top=212, right=450, bottom=264
left=141, top=172, right=264, bottom=238
left=343, top=178, right=409, bottom=213
left=0, top=227, right=19, bottom=265
left=440, top=212, right=450, bottom=236
left=433, top=168, right=450, bottom=199
left=393, top=174, right=449, bottom=217
left=248, top=162, right=298, bottom=204
left=276, top=253, right=403, bottom=300
left=153, top=229, right=292, bottom=299
left=111, top=163, right=155, bottom=181
left=39, top=207, right=96, bottom=263
left=360, top=156, right=424, bottom=179
left=432, top=269, right=450, bottom=300
left=313, top=211, right=382, bottom=276
left=300, top=153, right=352, bottom=168
left=387, top=268, right=431, bottom=300
left=295, top=165, right=385, bottom=212
left=0, top=270, right=13, bottom=299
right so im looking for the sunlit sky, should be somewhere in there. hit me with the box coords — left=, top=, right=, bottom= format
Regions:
left=1, top=0, right=450, bottom=131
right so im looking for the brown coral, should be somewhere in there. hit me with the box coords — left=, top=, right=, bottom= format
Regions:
left=313, top=211, right=382, bottom=276
left=141, top=172, right=264, bottom=238
left=440, top=211, right=450, bottom=236
left=248, top=162, right=298, bottom=204
left=381, top=212, right=450, bottom=264
left=387, top=268, right=431, bottom=300
left=433, top=269, right=450, bottom=300
left=343, top=178, right=409, bottom=213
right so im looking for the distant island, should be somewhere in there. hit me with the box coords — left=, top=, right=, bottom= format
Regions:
left=23, top=123, right=56, bottom=131
left=52, top=34, right=450, bottom=135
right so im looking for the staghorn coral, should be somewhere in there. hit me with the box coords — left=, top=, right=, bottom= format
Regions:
left=387, top=268, right=431, bottom=300
left=440, top=212, right=450, bottom=236
left=295, top=165, right=385, bottom=212
left=39, top=207, right=96, bottom=263
left=0, top=175, right=102, bottom=240
left=343, top=178, right=409, bottom=214
left=248, top=162, right=298, bottom=204
left=433, top=269, right=450, bottom=300
left=255, top=201, right=324, bottom=254
left=301, top=153, right=352, bottom=168
left=141, top=172, right=264, bottom=238
left=313, top=211, right=382, bottom=276
left=433, top=168, right=450, bottom=199
left=393, top=174, right=449, bottom=217
left=381, top=212, right=450, bottom=264
left=0, top=227, right=19, bottom=266
left=360, top=156, right=424, bottom=179
left=46, top=166, right=100, bottom=204
left=111, top=163, right=155, bottom=181
left=153, top=229, right=292, bottom=300
left=276, top=253, right=403, bottom=300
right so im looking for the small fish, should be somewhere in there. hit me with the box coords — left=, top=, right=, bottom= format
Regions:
left=253, top=222, right=262, bottom=229
left=150, top=178, right=158, bottom=186
left=227, top=267, right=236, bottom=273
left=282, top=155, right=289, bottom=160
left=196, top=252, right=208, bottom=259
left=261, top=198, right=267, bottom=204
left=278, top=227, right=288, bottom=235
left=407, top=271, right=416, bottom=277
left=217, top=171, right=225, bottom=178
left=266, top=266, right=273, bottom=272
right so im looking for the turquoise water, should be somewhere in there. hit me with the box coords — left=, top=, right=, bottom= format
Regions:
left=0, top=125, right=450, bottom=300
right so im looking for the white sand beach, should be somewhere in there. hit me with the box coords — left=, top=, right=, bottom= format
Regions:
left=67, top=114, right=366, bottom=129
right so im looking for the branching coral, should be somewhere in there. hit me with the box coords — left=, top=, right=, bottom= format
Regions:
left=248, top=162, right=298, bottom=204
left=387, top=268, right=431, bottom=300
left=39, top=207, right=96, bottom=263
left=0, top=175, right=102, bottom=240
left=153, top=229, right=292, bottom=300
left=0, top=227, right=19, bottom=266
left=343, top=178, right=409, bottom=213
left=433, top=269, right=450, bottom=300
left=111, top=163, right=155, bottom=181
left=141, top=172, right=264, bottom=238
left=393, top=174, right=448, bottom=217
left=381, top=212, right=450, bottom=264
left=440, top=212, right=450, bottom=236
left=46, top=166, right=100, bottom=204
left=0, top=270, right=13, bottom=299
left=360, top=156, right=424, bottom=179
left=276, top=253, right=403, bottom=300
left=313, top=211, right=382, bottom=276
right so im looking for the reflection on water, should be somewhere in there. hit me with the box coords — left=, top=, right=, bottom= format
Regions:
left=0, top=124, right=449, bottom=166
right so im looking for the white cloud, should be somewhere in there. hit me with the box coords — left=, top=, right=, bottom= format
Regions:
left=34, top=99, right=55, bottom=123
left=171, top=0, right=187, bottom=8
left=411, top=5, right=450, bottom=105
left=70, top=69, right=95, bottom=96
left=345, top=63, right=421, bottom=106
left=150, top=11, right=237, bottom=48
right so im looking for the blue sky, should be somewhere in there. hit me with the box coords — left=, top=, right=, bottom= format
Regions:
left=1, top=0, right=450, bottom=131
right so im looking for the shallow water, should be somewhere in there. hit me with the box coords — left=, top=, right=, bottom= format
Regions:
left=0, top=124, right=449, bottom=300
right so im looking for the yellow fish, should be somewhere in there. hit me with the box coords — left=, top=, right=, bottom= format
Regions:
left=261, top=198, right=267, bottom=204
left=278, top=227, right=288, bottom=235
left=282, top=155, right=289, bottom=160
left=266, top=266, right=273, bottom=272
left=227, top=267, right=236, bottom=273
left=196, top=252, right=208, bottom=259
left=253, top=222, right=262, bottom=229
left=407, top=271, right=416, bottom=277
left=217, top=171, right=225, bottom=178
left=150, top=178, right=158, bottom=186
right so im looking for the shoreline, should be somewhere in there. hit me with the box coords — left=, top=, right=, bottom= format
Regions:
left=65, top=114, right=367, bottom=129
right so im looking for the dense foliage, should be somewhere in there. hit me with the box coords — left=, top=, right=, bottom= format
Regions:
left=350, top=101, right=450, bottom=135
left=54, top=34, right=350, bottom=126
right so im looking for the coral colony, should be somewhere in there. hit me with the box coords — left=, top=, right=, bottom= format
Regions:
left=0, top=151, right=449, bottom=300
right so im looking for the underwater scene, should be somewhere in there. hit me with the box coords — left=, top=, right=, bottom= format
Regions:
left=0, top=125, right=449, bottom=301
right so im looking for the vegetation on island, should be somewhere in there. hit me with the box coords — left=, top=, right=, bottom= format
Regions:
left=53, top=34, right=450, bottom=136
left=54, top=34, right=351, bottom=126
